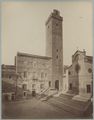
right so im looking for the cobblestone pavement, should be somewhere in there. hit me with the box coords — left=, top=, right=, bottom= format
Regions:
left=2, top=97, right=81, bottom=119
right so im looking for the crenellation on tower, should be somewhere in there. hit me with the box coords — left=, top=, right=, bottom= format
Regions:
left=46, top=9, right=63, bottom=26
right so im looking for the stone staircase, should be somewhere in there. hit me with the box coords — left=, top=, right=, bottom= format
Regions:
left=45, top=94, right=92, bottom=118
left=38, top=88, right=58, bottom=101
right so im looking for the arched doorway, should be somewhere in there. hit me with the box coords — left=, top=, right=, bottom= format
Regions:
left=55, top=80, right=59, bottom=90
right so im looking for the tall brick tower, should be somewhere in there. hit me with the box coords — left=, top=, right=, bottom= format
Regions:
left=46, top=9, right=63, bottom=91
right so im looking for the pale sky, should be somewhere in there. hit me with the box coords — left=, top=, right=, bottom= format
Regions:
left=1, top=1, right=93, bottom=66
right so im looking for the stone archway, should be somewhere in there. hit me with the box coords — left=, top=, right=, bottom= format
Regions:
left=55, top=80, right=59, bottom=90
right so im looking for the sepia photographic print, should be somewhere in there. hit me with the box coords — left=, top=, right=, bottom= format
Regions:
left=1, top=0, right=93, bottom=119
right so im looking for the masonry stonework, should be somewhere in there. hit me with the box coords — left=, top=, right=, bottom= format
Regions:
left=46, top=9, right=63, bottom=91
left=16, top=52, right=52, bottom=94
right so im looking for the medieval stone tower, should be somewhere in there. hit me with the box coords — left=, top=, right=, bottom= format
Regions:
left=46, top=9, right=63, bottom=91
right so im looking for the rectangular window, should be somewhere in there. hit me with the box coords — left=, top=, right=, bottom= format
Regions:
left=22, top=84, right=27, bottom=90
left=49, top=81, right=51, bottom=87
left=9, top=75, right=11, bottom=79
left=69, top=83, right=72, bottom=90
left=23, top=92, right=27, bottom=96
left=87, top=85, right=91, bottom=93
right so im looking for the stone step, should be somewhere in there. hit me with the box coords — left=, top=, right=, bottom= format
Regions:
left=60, top=94, right=74, bottom=99
left=47, top=98, right=84, bottom=116
left=72, top=95, right=91, bottom=102
left=59, top=94, right=88, bottom=104
left=54, top=97, right=87, bottom=109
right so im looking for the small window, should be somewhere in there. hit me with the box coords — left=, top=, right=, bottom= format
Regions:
left=24, top=92, right=26, bottom=96
left=22, top=84, right=27, bottom=90
left=49, top=81, right=51, bottom=87
left=56, top=55, right=58, bottom=59
left=57, top=49, right=58, bottom=52
left=68, top=71, right=71, bottom=75
left=88, top=68, right=92, bottom=73
left=9, top=75, right=11, bottom=79
left=56, top=23, right=58, bottom=26
left=87, top=85, right=91, bottom=93
left=69, top=83, right=72, bottom=90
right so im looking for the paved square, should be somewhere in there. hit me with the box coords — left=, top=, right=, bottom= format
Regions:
left=2, top=98, right=82, bottom=119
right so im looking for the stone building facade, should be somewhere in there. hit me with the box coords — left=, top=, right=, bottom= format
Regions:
left=46, top=9, right=63, bottom=91
left=67, top=50, right=93, bottom=100
left=2, top=9, right=63, bottom=97
left=2, top=65, right=16, bottom=85
left=62, top=65, right=69, bottom=93
left=15, top=52, right=52, bottom=95
left=2, top=65, right=17, bottom=100
left=2, top=10, right=92, bottom=101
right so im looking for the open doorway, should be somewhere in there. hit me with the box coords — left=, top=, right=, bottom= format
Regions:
left=55, top=80, right=59, bottom=90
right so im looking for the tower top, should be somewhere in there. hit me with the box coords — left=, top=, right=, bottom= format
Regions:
left=46, top=9, right=63, bottom=25
left=53, top=9, right=60, bottom=16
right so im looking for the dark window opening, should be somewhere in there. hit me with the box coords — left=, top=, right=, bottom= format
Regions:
left=24, top=92, right=26, bottom=96
left=32, top=90, right=36, bottom=97
left=49, top=81, right=51, bottom=87
left=68, top=71, right=71, bottom=75
left=9, top=75, right=11, bottom=79
left=56, top=23, right=58, bottom=26
left=87, top=85, right=91, bottom=93
left=12, top=94, right=15, bottom=100
left=88, top=68, right=92, bottom=73
left=69, top=83, right=72, bottom=90
left=22, top=84, right=27, bottom=90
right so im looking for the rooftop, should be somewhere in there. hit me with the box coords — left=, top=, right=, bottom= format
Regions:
left=2, top=65, right=16, bottom=69
left=17, top=52, right=52, bottom=60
